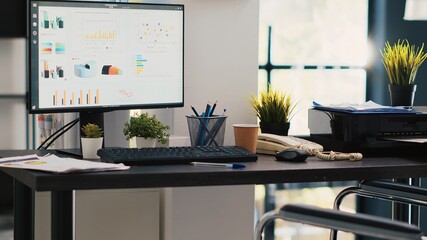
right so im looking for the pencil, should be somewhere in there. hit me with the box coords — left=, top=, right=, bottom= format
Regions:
left=210, top=101, right=217, bottom=116
left=191, top=106, right=200, bottom=117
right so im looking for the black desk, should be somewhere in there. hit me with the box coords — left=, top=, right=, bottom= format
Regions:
left=2, top=149, right=427, bottom=240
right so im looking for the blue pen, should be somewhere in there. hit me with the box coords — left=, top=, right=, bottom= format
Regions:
left=201, top=104, right=212, bottom=145
left=204, top=103, right=211, bottom=117
left=196, top=112, right=205, bottom=145
left=190, top=162, right=246, bottom=169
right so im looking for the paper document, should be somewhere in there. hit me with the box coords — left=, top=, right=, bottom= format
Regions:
left=383, top=136, right=427, bottom=144
left=0, top=154, right=129, bottom=173
left=313, top=101, right=418, bottom=114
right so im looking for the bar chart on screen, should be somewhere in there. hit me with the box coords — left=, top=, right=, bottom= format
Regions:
left=50, top=89, right=101, bottom=106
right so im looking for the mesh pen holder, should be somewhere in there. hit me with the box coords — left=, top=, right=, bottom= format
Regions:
left=186, top=115, right=227, bottom=147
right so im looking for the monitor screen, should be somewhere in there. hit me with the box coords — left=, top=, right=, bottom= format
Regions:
left=28, top=0, right=184, bottom=114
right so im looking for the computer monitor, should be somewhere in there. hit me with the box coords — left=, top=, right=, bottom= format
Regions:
left=27, top=0, right=184, bottom=147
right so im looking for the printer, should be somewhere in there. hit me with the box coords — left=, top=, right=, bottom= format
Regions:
left=308, top=107, right=427, bottom=154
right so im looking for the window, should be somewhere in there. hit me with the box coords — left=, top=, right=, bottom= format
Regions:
left=259, top=0, right=368, bottom=135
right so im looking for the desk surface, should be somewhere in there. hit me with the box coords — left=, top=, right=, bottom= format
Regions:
left=1, top=150, right=427, bottom=191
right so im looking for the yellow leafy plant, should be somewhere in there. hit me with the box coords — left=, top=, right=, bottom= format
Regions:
left=249, top=86, right=297, bottom=124
left=380, top=39, right=427, bottom=85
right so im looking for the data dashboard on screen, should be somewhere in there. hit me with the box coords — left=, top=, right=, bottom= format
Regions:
left=28, top=0, right=184, bottom=113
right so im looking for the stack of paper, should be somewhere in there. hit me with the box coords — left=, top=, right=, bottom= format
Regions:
left=313, top=100, right=418, bottom=114
left=0, top=154, right=129, bottom=173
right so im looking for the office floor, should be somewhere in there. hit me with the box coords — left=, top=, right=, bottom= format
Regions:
left=0, top=211, right=13, bottom=240
left=255, top=185, right=356, bottom=240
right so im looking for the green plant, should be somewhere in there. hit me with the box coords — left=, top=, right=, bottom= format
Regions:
left=380, top=39, right=427, bottom=85
left=81, top=123, right=103, bottom=138
left=123, top=112, right=170, bottom=144
left=249, top=86, right=297, bottom=123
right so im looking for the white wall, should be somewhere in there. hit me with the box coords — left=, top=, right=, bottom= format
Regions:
left=0, top=39, right=27, bottom=149
left=161, top=2, right=259, bottom=240
left=162, top=185, right=255, bottom=240
left=172, top=0, right=259, bottom=145
left=0, top=39, right=26, bottom=95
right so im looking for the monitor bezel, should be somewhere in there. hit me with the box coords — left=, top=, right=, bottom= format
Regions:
left=27, top=0, right=185, bottom=114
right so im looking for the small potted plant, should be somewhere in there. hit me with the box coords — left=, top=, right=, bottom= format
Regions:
left=249, top=86, right=297, bottom=136
left=123, top=112, right=170, bottom=147
left=380, top=39, right=427, bottom=106
left=81, top=123, right=103, bottom=159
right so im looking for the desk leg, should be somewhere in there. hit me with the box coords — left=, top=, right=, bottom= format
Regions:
left=14, top=180, right=34, bottom=240
left=263, top=184, right=277, bottom=240
left=51, top=190, right=73, bottom=240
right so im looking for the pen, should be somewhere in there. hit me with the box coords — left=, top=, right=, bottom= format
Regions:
left=190, top=162, right=246, bottom=169
left=196, top=112, right=206, bottom=145
left=204, top=103, right=211, bottom=118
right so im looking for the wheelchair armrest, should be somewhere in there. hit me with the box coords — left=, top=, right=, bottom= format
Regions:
left=278, top=204, right=422, bottom=240
left=360, top=180, right=427, bottom=202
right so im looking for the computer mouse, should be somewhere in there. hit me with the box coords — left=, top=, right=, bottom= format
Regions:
left=275, top=149, right=308, bottom=162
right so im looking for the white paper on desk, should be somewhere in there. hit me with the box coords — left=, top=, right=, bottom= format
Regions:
left=383, top=136, right=427, bottom=143
left=0, top=154, right=129, bottom=173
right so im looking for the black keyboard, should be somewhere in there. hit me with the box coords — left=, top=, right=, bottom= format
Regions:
left=97, top=146, right=258, bottom=166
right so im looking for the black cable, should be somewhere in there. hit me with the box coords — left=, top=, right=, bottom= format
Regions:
left=43, top=118, right=80, bottom=150
left=38, top=117, right=79, bottom=150
left=37, top=118, right=80, bottom=150
left=37, top=117, right=79, bottom=150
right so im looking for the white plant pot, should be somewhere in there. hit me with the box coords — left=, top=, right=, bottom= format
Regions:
left=135, top=137, right=157, bottom=148
left=81, top=137, right=103, bottom=159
